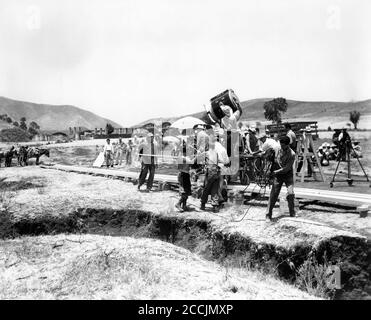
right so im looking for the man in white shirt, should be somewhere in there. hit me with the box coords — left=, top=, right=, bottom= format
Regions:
left=258, top=133, right=280, bottom=155
left=103, top=138, right=115, bottom=168
left=138, top=133, right=158, bottom=192
left=200, top=135, right=230, bottom=212
left=220, top=102, right=240, bottom=131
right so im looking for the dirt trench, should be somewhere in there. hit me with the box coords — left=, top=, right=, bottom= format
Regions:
left=2, top=208, right=370, bottom=300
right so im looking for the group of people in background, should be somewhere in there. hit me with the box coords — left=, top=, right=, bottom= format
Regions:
left=100, top=138, right=134, bottom=168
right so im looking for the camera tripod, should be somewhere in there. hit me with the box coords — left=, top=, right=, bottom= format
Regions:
left=329, top=139, right=370, bottom=187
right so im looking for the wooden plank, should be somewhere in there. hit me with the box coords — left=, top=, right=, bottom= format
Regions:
left=41, top=164, right=371, bottom=207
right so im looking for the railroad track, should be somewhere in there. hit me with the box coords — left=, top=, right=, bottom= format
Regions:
left=41, top=164, right=371, bottom=209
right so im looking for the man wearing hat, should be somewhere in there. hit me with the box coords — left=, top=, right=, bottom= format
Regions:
left=193, top=123, right=210, bottom=165
left=266, top=136, right=296, bottom=221
left=258, top=133, right=280, bottom=155
left=175, top=136, right=194, bottom=212
left=137, top=133, right=158, bottom=192
left=244, top=126, right=259, bottom=154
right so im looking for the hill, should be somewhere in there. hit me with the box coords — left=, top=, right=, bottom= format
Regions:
left=137, top=98, right=371, bottom=130
left=0, top=96, right=122, bottom=131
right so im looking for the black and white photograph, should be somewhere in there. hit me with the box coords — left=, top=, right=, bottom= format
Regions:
left=0, top=0, right=370, bottom=306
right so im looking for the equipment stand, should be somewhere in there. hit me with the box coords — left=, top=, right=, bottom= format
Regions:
left=295, top=130, right=326, bottom=183
left=329, top=140, right=370, bottom=187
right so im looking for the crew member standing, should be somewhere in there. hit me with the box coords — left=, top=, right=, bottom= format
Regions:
left=175, top=137, right=193, bottom=212
left=266, top=136, right=296, bottom=221
left=285, top=123, right=297, bottom=151
left=200, top=135, right=229, bottom=212
left=138, top=133, right=158, bottom=192
left=126, top=139, right=133, bottom=165
left=103, top=139, right=115, bottom=168
left=115, top=138, right=124, bottom=166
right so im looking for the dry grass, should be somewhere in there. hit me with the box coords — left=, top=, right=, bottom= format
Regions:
left=0, top=234, right=317, bottom=300
left=0, top=167, right=368, bottom=242
left=0, top=166, right=368, bottom=299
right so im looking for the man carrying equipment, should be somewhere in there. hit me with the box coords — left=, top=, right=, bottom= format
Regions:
left=266, top=136, right=296, bottom=221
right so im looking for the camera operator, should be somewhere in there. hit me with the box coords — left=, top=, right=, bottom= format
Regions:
left=337, top=127, right=351, bottom=161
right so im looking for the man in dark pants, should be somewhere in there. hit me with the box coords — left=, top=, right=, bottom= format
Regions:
left=138, top=133, right=157, bottom=192
left=175, top=137, right=193, bottom=212
left=285, top=123, right=297, bottom=151
left=5, top=146, right=15, bottom=167
left=266, top=136, right=296, bottom=221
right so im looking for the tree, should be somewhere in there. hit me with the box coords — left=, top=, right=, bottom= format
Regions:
left=6, top=117, right=12, bottom=124
left=13, top=121, right=19, bottom=127
left=29, top=121, right=40, bottom=130
left=20, top=117, right=26, bottom=122
left=20, top=121, right=27, bottom=131
left=349, top=111, right=361, bottom=130
left=263, top=97, right=288, bottom=123
left=28, top=127, right=38, bottom=136
left=106, top=123, right=114, bottom=135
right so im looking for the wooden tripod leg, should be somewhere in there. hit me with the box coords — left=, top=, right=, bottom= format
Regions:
left=308, top=134, right=326, bottom=182
left=301, top=136, right=309, bottom=183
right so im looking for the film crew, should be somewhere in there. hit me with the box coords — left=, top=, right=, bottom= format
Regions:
left=115, top=138, right=125, bottom=166
left=338, top=127, right=351, bottom=161
left=137, top=133, right=158, bottom=192
left=5, top=146, right=15, bottom=167
left=126, top=139, right=133, bottom=165
left=323, top=143, right=331, bottom=162
left=317, top=146, right=329, bottom=166
left=332, top=129, right=341, bottom=147
left=200, top=135, right=229, bottom=213
left=257, top=133, right=280, bottom=155
left=194, top=124, right=214, bottom=166
left=219, top=103, right=241, bottom=183
left=244, top=126, right=259, bottom=154
left=285, top=123, right=297, bottom=151
left=351, top=141, right=362, bottom=158
left=103, top=138, right=115, bottom=168
left=266, top=136, right=296, bottom=221
left=175, top=136, right=194, bottom=212
left=215, top=135, right=230, bottom=207
left=328, top=143, right=337, bottom=160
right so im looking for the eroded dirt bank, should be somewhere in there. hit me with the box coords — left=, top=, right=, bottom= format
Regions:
left=3, top=207, right=369, bottom=300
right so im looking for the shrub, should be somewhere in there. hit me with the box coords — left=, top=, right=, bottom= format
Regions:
left=295, top=255, right=340, bottom=299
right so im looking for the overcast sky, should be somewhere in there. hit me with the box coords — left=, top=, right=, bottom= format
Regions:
left=0, top=0, right=370, bottom=126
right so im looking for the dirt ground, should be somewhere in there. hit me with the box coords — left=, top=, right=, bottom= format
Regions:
left=1, top=167, right=369, bottom=239
left=0, top=234, right=316, bottom=300
left=0, top=167, right=322, bottom=300
left=0, top=165, right=369, bottom=300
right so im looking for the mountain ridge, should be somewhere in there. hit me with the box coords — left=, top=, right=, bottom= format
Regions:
left=0, top=96, right=122, bottom=131
left=135, top=98, right=371, bottom=130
